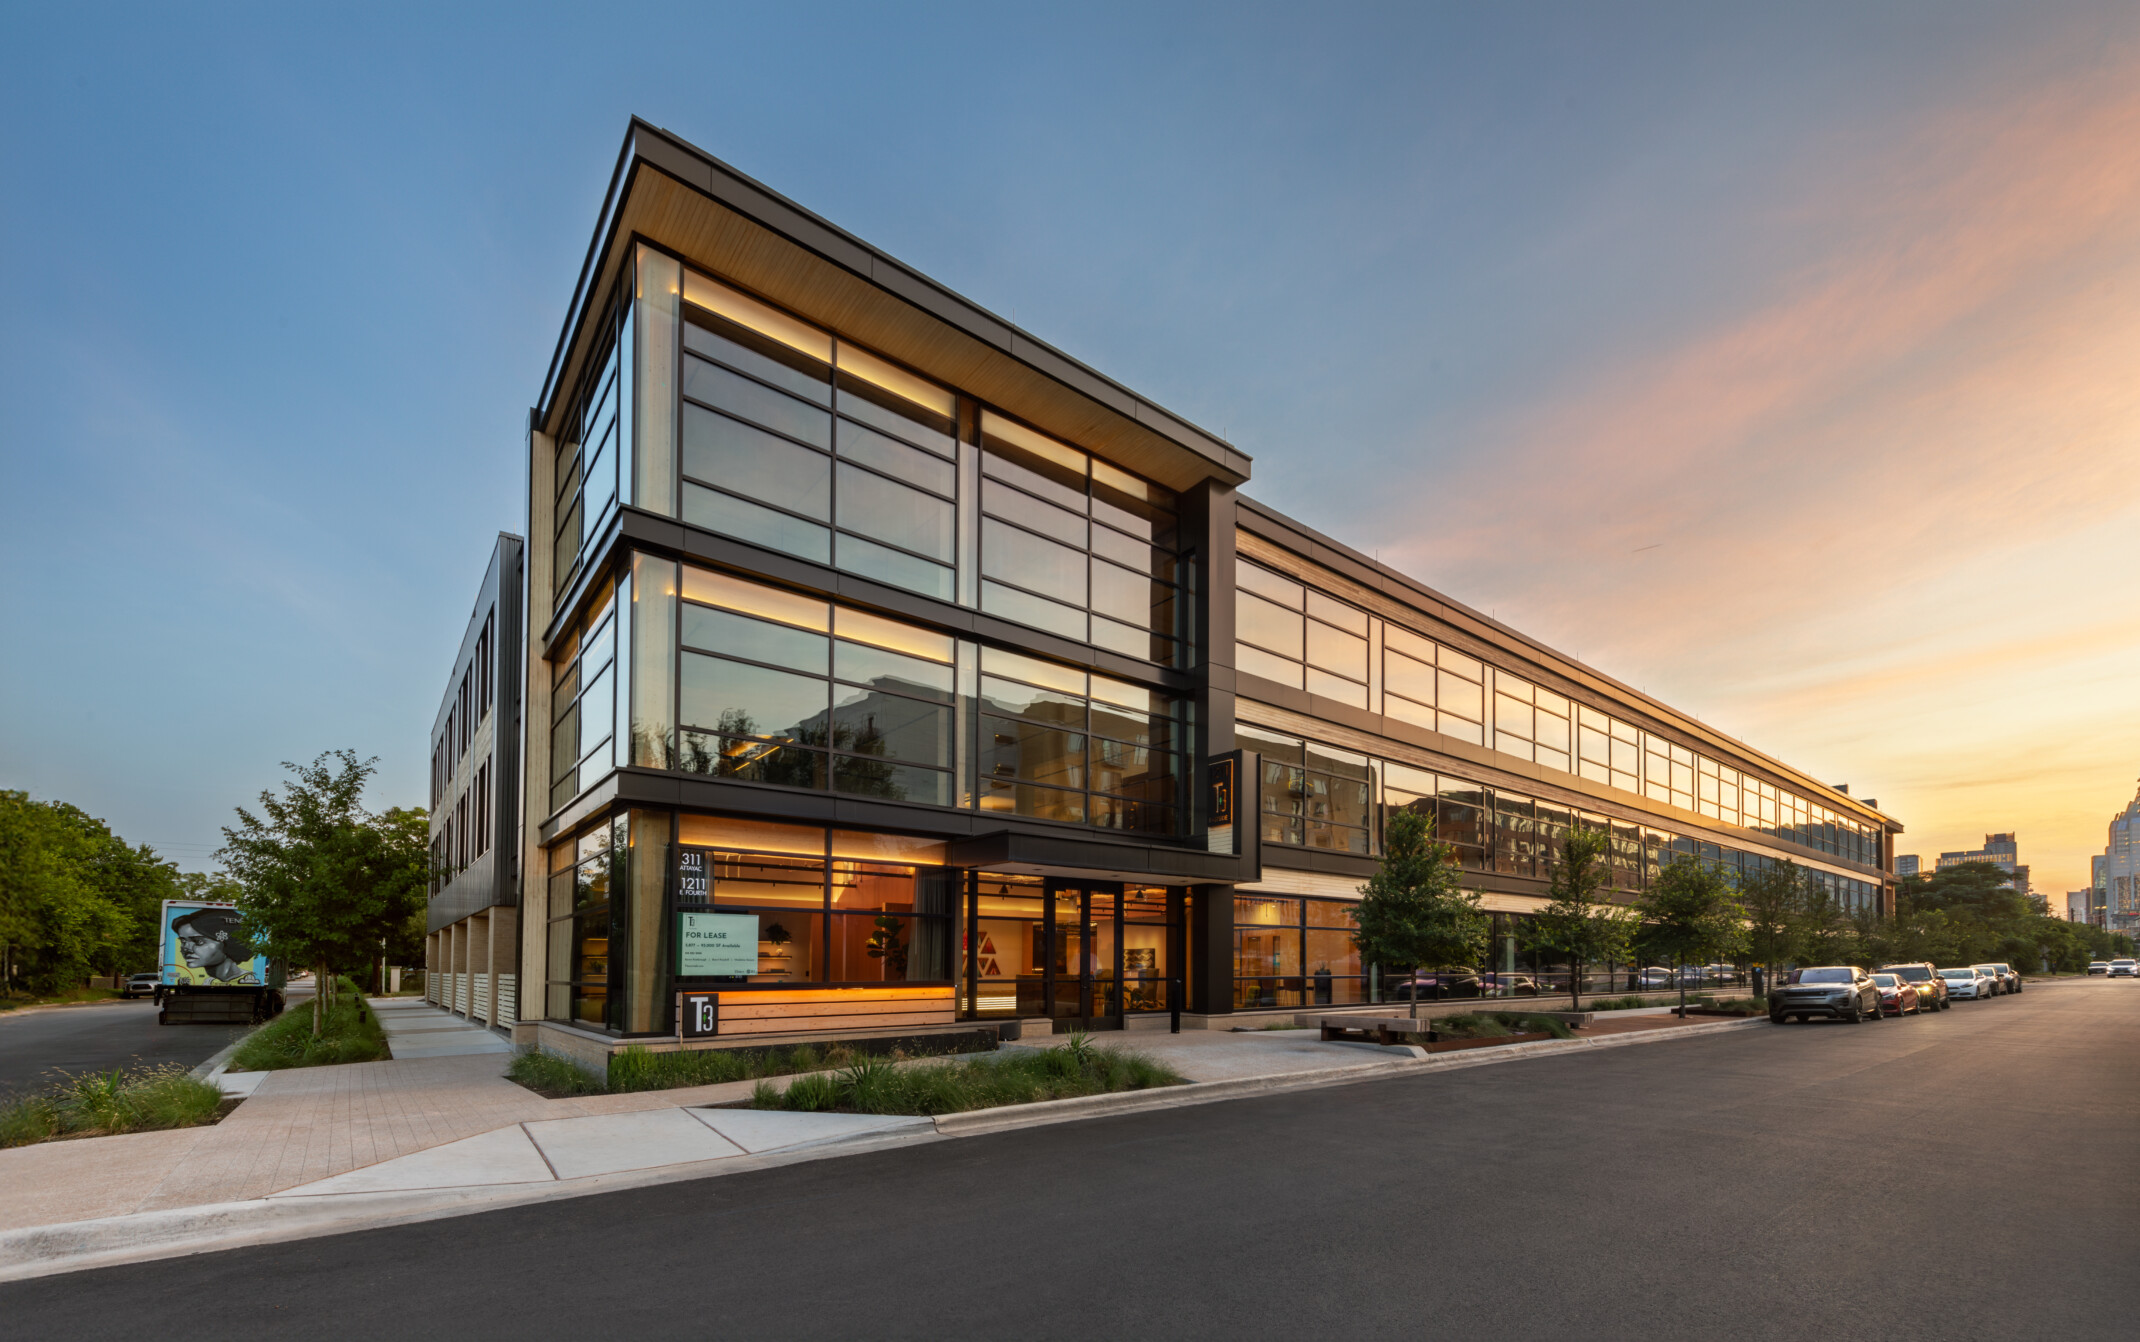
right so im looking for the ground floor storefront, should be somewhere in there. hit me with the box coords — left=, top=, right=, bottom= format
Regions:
left=519, top=805, right=1767, bottom=1063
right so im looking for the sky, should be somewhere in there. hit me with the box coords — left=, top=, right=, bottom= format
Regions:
left=2, top=2, right=2135, bottom=894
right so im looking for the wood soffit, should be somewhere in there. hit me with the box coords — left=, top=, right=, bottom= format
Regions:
left=545, top=133, right=1249, bottom=494
left=1232, top=512, right=1899, bottom=834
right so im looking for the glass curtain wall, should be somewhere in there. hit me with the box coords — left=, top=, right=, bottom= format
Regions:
left=603, top=249, right=1185, bottom=663
left=1233, top=557, right=1885, bottom=866
left=1233, top=896, right=1368, bottom=1009
left=977, top=412, right=1183, bottom=664
left=977, top=646, right=1182, bottom=836
left=547, top=554, right=1186, bottom=839
left=1243, top=725, right=1881, bottom=912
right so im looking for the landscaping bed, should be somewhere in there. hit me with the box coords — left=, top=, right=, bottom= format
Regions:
left=1673, top=997, right=1768, bottom=1018
left=228, top=978, right=389, bottom=1071
left=0, top=1064, right=227, bottom=1149
left=509, top=1031, right=1002, bottom=1099
left=747, top=1035, right=1184, bottom=1116
left=1427, top=1012, right=1577, bottom=1044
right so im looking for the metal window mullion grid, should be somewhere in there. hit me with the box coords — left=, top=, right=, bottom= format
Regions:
left=983, top=678, right=1184, bottom=838
left=675, top=636, right=954, bottom=790
left=980, top=464, right=1179, bottom=636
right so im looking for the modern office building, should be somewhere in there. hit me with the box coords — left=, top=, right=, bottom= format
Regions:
left=1937, top=832, right=2028, bottom=895
left=1897, top=854, right=1920, bottom=878
left=425, top=534, right=525, bottom=1026
left=441, top=120, right=1901, bottom=1063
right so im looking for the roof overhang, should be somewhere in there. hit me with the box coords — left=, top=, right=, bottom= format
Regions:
left=538, top=118, right=1249, bottom=494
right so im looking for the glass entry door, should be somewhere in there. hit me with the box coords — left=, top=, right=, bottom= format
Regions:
left=963, top=877, right=1177, bottom=1027
left=1045, top=882, right=1121, bottom=1030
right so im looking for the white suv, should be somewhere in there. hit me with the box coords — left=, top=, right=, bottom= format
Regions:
left=2110, top=959, right=2138, bottom=978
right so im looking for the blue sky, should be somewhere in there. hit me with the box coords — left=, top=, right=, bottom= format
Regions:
left=4, top=3, right=2137, bottom=888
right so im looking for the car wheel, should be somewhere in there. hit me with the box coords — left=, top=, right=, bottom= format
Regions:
left=1845, top=1004, right=1862, bottom=1023
left=1769, top=1012, right=1786, bottom=1025
left=1868, top=998, right=1883, bottom=1020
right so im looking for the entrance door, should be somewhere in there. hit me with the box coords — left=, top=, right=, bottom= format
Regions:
left=1045, top=881, right=1122, bottom=1031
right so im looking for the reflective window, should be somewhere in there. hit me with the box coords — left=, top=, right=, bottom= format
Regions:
left=980, top=412, right=1184, bottom=665
left=978, top=646, right=1181, bottom=836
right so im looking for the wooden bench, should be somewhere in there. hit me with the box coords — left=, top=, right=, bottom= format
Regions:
left=1309, top=1015, right=1434, bottom=1046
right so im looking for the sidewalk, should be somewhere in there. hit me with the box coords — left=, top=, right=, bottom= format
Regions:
left=0, top=999, right=1762, bottom=1281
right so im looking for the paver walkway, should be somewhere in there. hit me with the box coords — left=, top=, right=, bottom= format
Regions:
left=0, top=997, right=1759, bottom=1255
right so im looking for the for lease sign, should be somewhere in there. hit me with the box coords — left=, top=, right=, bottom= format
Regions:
left=676, top=911, right=757, bottom=977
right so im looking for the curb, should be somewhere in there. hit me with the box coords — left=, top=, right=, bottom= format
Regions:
left=0, top=1012, right=1766, bottom=1282
left=931, top=1014, right=1766, bottom=1135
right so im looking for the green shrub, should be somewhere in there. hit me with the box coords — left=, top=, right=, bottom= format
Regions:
left=1583, top=995, right=1660, bottom=1012
left=229, top=978, right=389, bottom=1071
left=0, top=1065, right=223, bottom=1149
left=507, top=1050, right=607, bottom=1098
left=749, top=1039, right=1184, bottom=1116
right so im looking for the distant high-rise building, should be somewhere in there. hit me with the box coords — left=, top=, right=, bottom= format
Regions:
left=1897, top=854, right=1921, bottom=878
left=2103, top=791, right=2140, bottom=934
left=1938, top=833, right=2028, bottom=894
left=2067, top=890, right=2100, bottom=924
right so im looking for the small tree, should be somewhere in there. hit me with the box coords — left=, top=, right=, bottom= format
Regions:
left=1350, top=809, right=1487, bottom=1019
left=218, top=751, right=427, bottom=1036
left=1735, top=860, right=1801, bottom=994
left=1526, top=827, right=1631, bottom=1011
left=1793, top=872, right=1859, bottom=967
left=1638, top=855, right=1747, bottom=1014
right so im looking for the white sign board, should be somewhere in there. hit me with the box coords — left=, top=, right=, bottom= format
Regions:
left=677, top=911, right=757, bottom=977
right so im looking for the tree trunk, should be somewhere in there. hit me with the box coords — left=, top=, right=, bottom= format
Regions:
left=313, top=959, right=327, bottom=1037
left=1678, top=955, right=1688, bottom=1016
left=1569, top=956, right=1582, bottom=1011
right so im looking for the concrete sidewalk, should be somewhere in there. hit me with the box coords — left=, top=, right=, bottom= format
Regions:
left=0, top=999, right=1762, bottom=1281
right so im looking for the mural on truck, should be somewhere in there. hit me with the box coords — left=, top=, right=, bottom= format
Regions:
left=161, top=900, right=269, bottom=986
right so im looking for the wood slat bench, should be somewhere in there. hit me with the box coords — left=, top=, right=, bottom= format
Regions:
left=710, top=987, right=955, bottom=1037
left=1310, top=1015, right=1435, bottom=1046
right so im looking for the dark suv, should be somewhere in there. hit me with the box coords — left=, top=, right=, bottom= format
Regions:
left=1880, top=962, right=1950, bottom=1011
left=1769, top=966, right=1884, bottom=1023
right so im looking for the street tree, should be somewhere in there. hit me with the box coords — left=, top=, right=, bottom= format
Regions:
left=1525, top=826, right=1631, bottom=1011
left=1350, top=808, right=1488, bottom=1019
left=1793, top=872, right=1859, bottom=966
left=1734, top=859, right=1801, bottom=993
left=1637, top=855, right=1746, bottom=1014
left=218, top=751, right=427, bottom=1035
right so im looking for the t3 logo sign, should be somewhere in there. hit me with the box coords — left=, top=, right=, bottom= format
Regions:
left=679, top=991, right=719, bottom=1039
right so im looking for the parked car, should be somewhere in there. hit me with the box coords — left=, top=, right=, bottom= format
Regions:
left=1880, top=962, right=1950, bottom=1010
left=1987, top=961, right=2021, bottom=993
left=1867, top=972, right=1923, bottom=1016
left=2109, top=959, right=2138, bottom=978
left=1938, top=966, right=1994, bottom=999
left=121, top=972, right=160, bottom=1000
left=1769, top=966, right=1883, bottom=1023
left=1635, top=966, right=1675, bottom=988
left=1971, top=963, right=2010, bottom=995
left=1476, top=972, right=1542, bottom=997
left=1388, top=970, right=1484, bottom=1000
left=2088, top=961, right=2110, bottom=975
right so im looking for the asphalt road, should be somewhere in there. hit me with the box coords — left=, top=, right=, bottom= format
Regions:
left=7, top=979, right=2137, bottom=1338
left=0, top=1000, right=253, bottom=1094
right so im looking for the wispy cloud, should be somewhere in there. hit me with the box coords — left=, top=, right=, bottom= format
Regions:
left=1368, top=46, right=2140, bottom=892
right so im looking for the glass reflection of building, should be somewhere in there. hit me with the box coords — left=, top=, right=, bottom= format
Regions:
left=432, top=119, right=1903, bottom=1053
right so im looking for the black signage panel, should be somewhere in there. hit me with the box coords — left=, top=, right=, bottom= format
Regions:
left=678, top=990, right=720, bottom=1040
left=678, top=847, right=710, bottom=903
